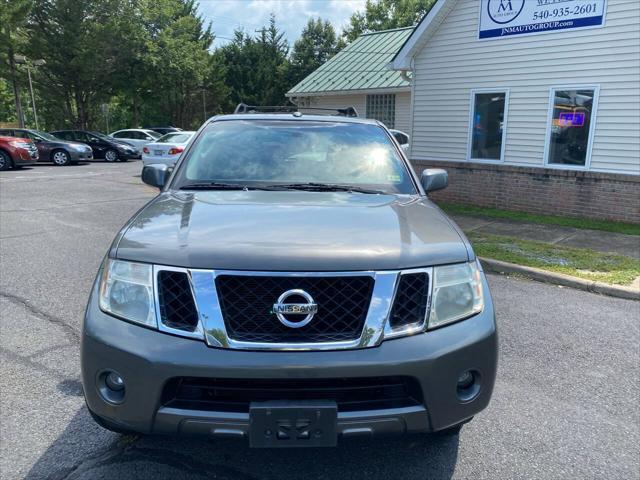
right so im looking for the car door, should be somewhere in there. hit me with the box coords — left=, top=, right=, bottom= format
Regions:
left=77, top=132, right=104, bottom=157
left=113, top=130, right=143, bottom=150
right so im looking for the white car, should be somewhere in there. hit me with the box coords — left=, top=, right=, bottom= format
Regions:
left=109, top=129, right=162, bottom=156
left=141, top=131, right=196, bottom=166
left=389, top=129, right=410, bottom=153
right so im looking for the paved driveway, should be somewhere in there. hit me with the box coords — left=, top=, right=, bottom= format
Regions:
left=1, top=162, right=638, bottom=479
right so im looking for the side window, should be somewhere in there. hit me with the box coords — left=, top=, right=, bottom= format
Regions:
left=55, top=131, right=72, bottom=141
left=393, top=132, right=408, bottom=145
left=0, top=129, right=12, bottom=137
left=74, top=132, right=89, bottom=142
left=12, top=130, right=30, bottom=139
left=468, top=90, right=508, bottom=162
left=366, top=94, right=396, bottom=128
left=112, top=131, right=127, bottom=139
left=545, top=87, right=598, bottom=168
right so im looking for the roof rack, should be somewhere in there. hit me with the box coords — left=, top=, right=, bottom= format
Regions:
left=233, top=103, right=358, bottom=118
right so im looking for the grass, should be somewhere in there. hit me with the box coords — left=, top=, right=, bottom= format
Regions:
left=438, top=202, right=640, bottom=236
left=468, top=233, right=640, bottom=286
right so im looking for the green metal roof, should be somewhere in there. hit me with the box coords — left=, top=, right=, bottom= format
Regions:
left=286, top=27, right=414, bottom=96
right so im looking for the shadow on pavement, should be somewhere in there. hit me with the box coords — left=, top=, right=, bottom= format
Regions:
left=26, top=406, right=460, bottom=480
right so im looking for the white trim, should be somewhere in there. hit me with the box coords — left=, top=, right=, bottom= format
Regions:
left=543, top=85, right=600, bottom=170
left=390, top=0, right=457, bottom=70
left=286, top=86, right=411, bottom=98
left=466, top=88, right=510, bottom=163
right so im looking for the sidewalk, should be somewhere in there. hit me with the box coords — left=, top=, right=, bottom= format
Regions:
left=450, top=214, right=640, bottom=260
left=449, top=213, right=640, bottom=299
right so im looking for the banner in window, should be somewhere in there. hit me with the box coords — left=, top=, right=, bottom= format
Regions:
left=479, top=0, right=607, bottom=39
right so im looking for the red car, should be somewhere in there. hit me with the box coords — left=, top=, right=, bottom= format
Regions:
left=0, top=136, right=39, bottom=170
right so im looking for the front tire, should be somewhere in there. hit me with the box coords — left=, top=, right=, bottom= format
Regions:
left=52, top=150, right=71, bottom=166
left=0, top=151, right=13, bottom=171
left=104, top=149, right=118, bottom=162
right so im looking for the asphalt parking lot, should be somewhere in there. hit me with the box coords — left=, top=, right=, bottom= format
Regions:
left=1, top=161, right=638, bottom=480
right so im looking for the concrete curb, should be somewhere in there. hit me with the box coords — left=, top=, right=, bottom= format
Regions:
left=479, top=257, right=640, bottom=301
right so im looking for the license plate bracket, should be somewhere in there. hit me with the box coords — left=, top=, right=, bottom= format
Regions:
left=249, top=400, right=337, bottom=448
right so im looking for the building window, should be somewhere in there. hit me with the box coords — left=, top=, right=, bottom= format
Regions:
left=545, top=87, right=598, bottom=168
left=468, top=90, right=508, bottom=162
left=366, top=94, right=395, bottom=128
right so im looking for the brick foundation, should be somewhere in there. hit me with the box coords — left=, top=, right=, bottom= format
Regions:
left=411, top=160, right=640, bottom=224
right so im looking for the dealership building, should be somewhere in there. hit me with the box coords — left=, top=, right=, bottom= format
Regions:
left=390, top=0, right=639, bottom=222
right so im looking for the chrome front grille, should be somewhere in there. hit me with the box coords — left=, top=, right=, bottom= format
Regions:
left=215, top=275, right=374, bottom=343
left=154, top=267, right=432, bottom=351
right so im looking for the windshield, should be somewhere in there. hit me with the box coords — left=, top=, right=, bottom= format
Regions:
left=31, top=130, right=59, bottom=141
left=171, top=120, right=416, bottom=194
left=146, top=130, right=162, bottom=139
left=89, top=131, right=112, bottom=141
left=156, top=132, right=193, bottom=144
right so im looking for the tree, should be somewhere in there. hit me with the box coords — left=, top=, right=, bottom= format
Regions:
left=289, top=18, right=339, bottom=86
left=0, top=0, right=33, bottom=127
left=342, top=0, right=437, bottom=42
left=217, top=14, right=290, bottom=107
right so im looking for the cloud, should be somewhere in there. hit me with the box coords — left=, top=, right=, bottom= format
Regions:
left=196, top=0, right=366, bottom=47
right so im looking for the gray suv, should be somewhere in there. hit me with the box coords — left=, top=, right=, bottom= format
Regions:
left=82, top=110, right=498, bottom=447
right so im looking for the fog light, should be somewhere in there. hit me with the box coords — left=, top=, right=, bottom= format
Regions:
left=98, top=370, right=125, bottom=404
left=457, top=371, right=474, bottom=389
left=456, top=370, right=481, bottom=403
left=105, top=372, right=124, bottom=391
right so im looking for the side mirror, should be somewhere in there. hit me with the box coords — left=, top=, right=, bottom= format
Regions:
left=420, top=168, right=448, bottom=193
left=142, top=164, right=170, bottom=189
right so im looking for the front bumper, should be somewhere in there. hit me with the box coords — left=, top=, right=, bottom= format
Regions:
left=15, top=148, right=38, bottom=165
left=81, top=278, right=498, bottom=440
left=69, top=149, right=93, bottom=162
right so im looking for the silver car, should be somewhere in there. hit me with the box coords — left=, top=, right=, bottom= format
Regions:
left=109, top=129, right=161, bottom=156
left=142, top=131, right=195, bottom=167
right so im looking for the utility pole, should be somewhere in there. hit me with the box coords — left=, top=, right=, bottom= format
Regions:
left=14, top=56, right=46, bottom=130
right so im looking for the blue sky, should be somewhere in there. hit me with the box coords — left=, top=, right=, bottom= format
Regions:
left=196, top=0, right=367, bottom=48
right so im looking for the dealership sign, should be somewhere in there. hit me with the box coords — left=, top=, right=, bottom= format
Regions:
left=479, top=0, right=607, bottom=39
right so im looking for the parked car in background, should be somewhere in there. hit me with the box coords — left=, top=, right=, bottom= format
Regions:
left=0, top=136, right=39, bottom=170
left=108, top=129, right=161, bottom=157
left=51, top=130, right=137, bottom=162
left=389, top=129, right=410, bottom=153
left=145, top=127, right=183, bottom=136
left=0, top=128, right=92, bottom=166
left=142, top=131, right=195, bottom=166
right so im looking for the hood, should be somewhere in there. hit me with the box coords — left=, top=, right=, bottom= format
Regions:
left=115, top=191, right=471, bottom=271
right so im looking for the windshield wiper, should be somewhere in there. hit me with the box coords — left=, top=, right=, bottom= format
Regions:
left=274, top=182, right=386, bottom=194
left=179, top=182, right=289, bottom=191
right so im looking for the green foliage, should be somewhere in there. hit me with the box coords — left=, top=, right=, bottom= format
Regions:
left=0, top=2, right=358, bottom=130
left=469, top=233, right=640, bottom=286
left=289, top=18, right=339, bottom=87
left=216, top=15, right=290, bottom=107
left=343, top=0, right=436, bottom=42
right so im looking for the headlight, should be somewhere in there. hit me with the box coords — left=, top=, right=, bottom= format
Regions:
left=428, top=261, right=484, bottom=329
left=99, top=259, right=157, bottom=327
left=9, top=141, right=31, bottom=149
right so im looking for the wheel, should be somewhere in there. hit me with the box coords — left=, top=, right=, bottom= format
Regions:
left=104, top=149, right=118, bottom=162
left=52, top=149, right=71, bottom=166
left=88, top=408, right=137, bottom=436
left=0, top=150, right=13, bottom=171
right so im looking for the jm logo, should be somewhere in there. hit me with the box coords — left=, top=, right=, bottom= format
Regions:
left=497, top=0, right=513, bottom=12
left=487, top=0, right=524, bottom=24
